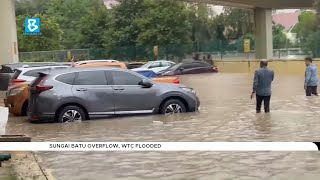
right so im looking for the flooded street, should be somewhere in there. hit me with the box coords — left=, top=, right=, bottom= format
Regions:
left=5, top=73, right=320, bottom=179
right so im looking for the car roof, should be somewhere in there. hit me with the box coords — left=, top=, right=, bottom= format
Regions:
left=147, top=60, right=174, bottom=63
left=75, top=61, right=127, bottom=68
left=16, top=65, right=70, bottom=71
left=46, top=67, right=130, bottom=75
left=75, top=60, right=119, bottom=64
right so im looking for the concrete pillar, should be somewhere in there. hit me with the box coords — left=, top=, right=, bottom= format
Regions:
left=0, top=0, right=19, bottom=64
left=0, top=107, right=8, bottom=135
left=254, top=8, right=273, bottom=59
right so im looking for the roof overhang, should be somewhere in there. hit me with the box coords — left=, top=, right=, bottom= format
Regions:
left=180, top=0, right=314, bottom=9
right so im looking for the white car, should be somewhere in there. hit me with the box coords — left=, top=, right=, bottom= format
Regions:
left=10, top=65, right=69, bottom=83
left=75, top=60, right=119, bottom=65
left=132, top=60, right=175, bottom=73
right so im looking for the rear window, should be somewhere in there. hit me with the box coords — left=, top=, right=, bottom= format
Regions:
left=11, top=70, right=22, bottom=80
left=23, top=68, right=51, bottom=77
left=56, top=73, right=76, bottom=85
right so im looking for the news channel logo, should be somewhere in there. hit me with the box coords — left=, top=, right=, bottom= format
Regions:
left=24, top=18, right=42, bottom=36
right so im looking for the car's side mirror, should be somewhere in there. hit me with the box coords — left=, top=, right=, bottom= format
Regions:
left=179, top=67, right=184, bottom=71
left=138, top=79, right=153, bottom=88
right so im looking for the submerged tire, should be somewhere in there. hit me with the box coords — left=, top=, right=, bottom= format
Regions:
left=160, top=99, right=187, bottom=114
left=57, top=105, right=86, bottom=123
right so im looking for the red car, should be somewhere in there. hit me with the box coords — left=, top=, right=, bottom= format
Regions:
left=158, top=61, right=218, bottom=76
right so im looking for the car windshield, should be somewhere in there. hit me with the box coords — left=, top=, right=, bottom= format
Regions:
left=140, top=61, right=154, bottom=68
left=168, top=63, right=182, bottom=70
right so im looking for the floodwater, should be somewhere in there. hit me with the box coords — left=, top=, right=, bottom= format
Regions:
left=5, top=73, right=320, bottom=180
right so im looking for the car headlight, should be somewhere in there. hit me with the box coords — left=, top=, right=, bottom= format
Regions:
left=181, top=87, right=196, bottom=94
left=8, top=87, right=25, bottom=96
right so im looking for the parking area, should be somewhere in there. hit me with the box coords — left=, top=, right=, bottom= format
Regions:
left=3, top=73, right=320, bottom=179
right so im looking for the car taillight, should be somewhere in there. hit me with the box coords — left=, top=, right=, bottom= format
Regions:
left=33, top=75, right=53, bottom=93
left=35, top=85, right=53, bottom=93
left=11, top=79, right=26, bottom=83
left=173, top=78, right=180, bottom=84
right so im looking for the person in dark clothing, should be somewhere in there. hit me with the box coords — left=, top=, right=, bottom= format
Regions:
left=192, top=53, right=200, bottom=61
left=251, top=59, right=274, bottom=113
left=304, top=57, right=318, bottom=96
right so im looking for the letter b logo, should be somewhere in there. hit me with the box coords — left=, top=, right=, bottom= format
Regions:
left=25, top=18, right=40, bottom=33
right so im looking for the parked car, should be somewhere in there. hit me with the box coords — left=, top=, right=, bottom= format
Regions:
left=0, top=62, right=66, bottom=90
left=4, top=66, right=70, bottom=116
left=4, top=82, right=29, bottom=116
left=27, top=67, right=200, bottom=123
left=75, top=61, right=127, bottom=69
left=74, top=60, right=119, bottom=66
left=126, top=62, right=146, bottom=69
left=9, top=65, right=70, bottom=87
left=132, top=60, right=175, bottom=73
left=158, top=61, right=218, bottom=76
left=135, top=70, right=180, bottom=84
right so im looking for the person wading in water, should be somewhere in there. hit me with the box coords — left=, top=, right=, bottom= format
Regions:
left=251, top=59, right=274, bottom=113
left=304, top=57, right=319, bottom=96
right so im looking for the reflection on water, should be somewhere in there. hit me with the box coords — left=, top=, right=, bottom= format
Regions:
left=5, top=73, right=320, bottom=179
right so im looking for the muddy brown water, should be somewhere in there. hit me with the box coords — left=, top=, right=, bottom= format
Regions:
left=4, top=73, right=320, bottom=179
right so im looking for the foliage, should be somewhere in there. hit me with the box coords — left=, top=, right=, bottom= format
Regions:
left=103, top=0, right=146, bottom=60
left=15, top=0, right=51, bottom=16
left=292, top=11, right=319, bottom=56
left=273, top=24, right=287, bottom=50
left=47, top=0, right=102, bottom=49
left=223, top=7, right=254, bottom=40
left=16, top=14, right=63, bottom=52
left=136, top=0, right=191, bottom=49
left=77, top=0, right=110, bottom=49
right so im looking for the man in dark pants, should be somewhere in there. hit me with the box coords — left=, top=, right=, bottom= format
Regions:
left=251, top=60, right=274, bottom=113
left=304, top=57, right=318, bottom=96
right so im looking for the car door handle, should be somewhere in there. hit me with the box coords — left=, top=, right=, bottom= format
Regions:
left=76, top=88, right=87, bottom=92
left=114, top=88, right=124, bottom=91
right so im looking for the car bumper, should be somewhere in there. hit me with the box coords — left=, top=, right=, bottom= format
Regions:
left=4, top=96, right=23, bottom=116
left=187, top=95, right=200, bottom=112
left=27, top=112, right=55, bottom=123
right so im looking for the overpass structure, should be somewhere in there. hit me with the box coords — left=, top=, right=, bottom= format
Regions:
left=0, top=0, right=315, bottom=64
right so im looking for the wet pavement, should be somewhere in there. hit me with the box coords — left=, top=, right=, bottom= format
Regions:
left=4, top=73, right=320, bottom=180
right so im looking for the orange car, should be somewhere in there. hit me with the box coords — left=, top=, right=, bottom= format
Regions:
left=77, top=61, right=179, bottom=84
left=4, top=82, right=29, bottom=116
left=75, top=61, right=128, bottom=69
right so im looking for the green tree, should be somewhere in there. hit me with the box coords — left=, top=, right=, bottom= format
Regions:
left=77, top=0, right=110, bottom=49
left=273, top=24, right=287, bottom=50
left=47, top=0, right=100, bottom=49
left=292, top=11, right=318, bottom=56
left=187, top=3, right=212, bottom=52
left=103, top=0, right=147, bottom=60
left=16, top=14, right=63, bottom=52
left=15, top=0, right=52, bottom=16
left=223, top=7, right=254, bottom=40
left=136, top=0, right=191, bottom=58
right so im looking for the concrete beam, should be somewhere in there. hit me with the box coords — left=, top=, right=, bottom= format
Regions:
left=180, top=0, right=314, bottom=9
left=0, top=0, right=19, bottom=64
left=254, top=8, right=273, bottom=59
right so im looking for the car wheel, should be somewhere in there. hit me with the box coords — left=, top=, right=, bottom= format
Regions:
left=160, top=99, right=186, bottom=115
left=57, top=105, right=85, bottom=123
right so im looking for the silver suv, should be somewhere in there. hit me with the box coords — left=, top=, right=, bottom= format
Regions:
left=27, top=67, right=200, bottom=123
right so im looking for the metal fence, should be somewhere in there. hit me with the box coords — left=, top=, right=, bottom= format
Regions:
left=19, top=49, right=90, bottom=62
left=17, top=43, right=315, bottom=63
